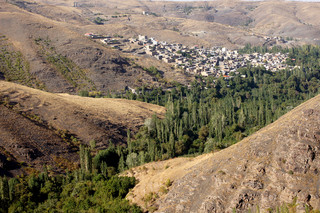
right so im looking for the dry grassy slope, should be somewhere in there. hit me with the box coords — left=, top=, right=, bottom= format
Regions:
left=127, top=94, right=320, bottom=212
left=35, top=0, right=147, bottom=11
left=124, top=154, right=214, bottom=210
left=0, top=2, right=160, bottom=93
left=0, top=80, right=164, bottom=156
left=8, top=0, right=91, bottom=25
left=23, top=0, right=262, bottom=48
left=295, top=4, right=320, bottom=28
left=0, top=104, right=80, bottom=176
left=0, top=2, right=83, bottom=92
left=13, top=0, right=320, bottom=47
left=142, top=0, right=320, bottom=45
left=249, top=2, right=320, bottom=41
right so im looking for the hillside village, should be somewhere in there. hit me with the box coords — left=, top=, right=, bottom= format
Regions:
left=85, top=33, right=292, bottom=77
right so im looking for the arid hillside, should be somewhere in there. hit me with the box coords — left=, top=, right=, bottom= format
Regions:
left=145, top=0, right=320, bottom=45
left=1, top=0, right=320, bottom=96
left=27, top=0, right=320, bottom=48
left=127, top=93, right=320, bottom=212
left=250, top=1, right=320, bottom=42
left=0, top=81, right=165, bottom=176
left=0, top=0, right=189, bottom=94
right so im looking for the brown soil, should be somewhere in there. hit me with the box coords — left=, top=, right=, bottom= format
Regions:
left=0, top=104, right=78, bottom=177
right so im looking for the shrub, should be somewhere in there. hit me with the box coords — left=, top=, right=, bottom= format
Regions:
left=79, top=90, right=89, bottom=97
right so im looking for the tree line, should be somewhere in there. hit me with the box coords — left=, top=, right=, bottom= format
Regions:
left=116, top=45, right=320, bottom=169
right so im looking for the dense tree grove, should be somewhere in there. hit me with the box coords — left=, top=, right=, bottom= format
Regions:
left=0, top=146, right=141, bottom=213
left=116, top=45, right=320, bottom=168
left=238, top=43, right=290, bottom=54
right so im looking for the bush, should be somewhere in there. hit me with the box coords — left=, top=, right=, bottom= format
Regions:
left=79, top=90, right=89, bottom=97
left=165, top=179, right=172, bottom=187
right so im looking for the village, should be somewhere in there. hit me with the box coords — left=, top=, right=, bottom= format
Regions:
left=85, top=33, right=292, bottom=78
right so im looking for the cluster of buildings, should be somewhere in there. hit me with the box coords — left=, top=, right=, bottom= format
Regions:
left=93, top=33, right=291, bottom=77
left=263, top=36, right=290, bottom=46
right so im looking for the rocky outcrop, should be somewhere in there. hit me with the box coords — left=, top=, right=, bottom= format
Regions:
left=154, top=94, right=320, bottom=212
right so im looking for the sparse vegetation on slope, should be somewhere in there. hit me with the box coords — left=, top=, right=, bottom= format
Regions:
left=0, top=36, right=45, bottom=90
left=35, top=37, right=97, bottom=92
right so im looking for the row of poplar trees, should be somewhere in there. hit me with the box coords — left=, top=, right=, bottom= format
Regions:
left=122, top=45, right=320, bottom=169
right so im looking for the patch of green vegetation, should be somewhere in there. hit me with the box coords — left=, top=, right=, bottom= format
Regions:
left=78, top=90, right=89, bottom=97
left=35, top=37, right=96, bottom=92
left=113, top=34, right=123, bottom=38
left=143, top=66, right=163, bottom=80
left=172, top=27, right=180, bottom=32
left=177, top=50, right=192, bottom=58
left=143, top=191, right=159, bottom=212
left=149, top=12, right=159, bottom=17
left=183, top=6, right=195, bottom=15
left=246, top=6, right=258, bottom=11
left=0, top=37, right=46, bottom=90
left=46, top=54, right=94, bottom=89
left=93, top=17, right=106, bottom=25
left=159, top=186, right=168, bottom=194
left=79, top=90, right=103, bottom=98
left=286, top=37, right=294, bottom=41
left=244, top=18, right=254, bottom=27
left=0, top=146, right=142, bottom=213
left=218, top=170, right=226, bottom=175
left=239, top=43, right=289, bottom=54
left=21, top=112, right=44, bottom=125
left=89, top=140, right=96, bottom=150
left=164, top=179, right=172, bottom=187
left=53, top=129, right=80, bottom=148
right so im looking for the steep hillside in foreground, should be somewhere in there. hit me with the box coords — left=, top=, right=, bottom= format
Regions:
left=0, top=81, right=165, bottom=176
left=127, top=93, right=320, bottom=212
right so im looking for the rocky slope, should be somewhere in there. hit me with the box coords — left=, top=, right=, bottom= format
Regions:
left=127, top=94, right=320, bottom=212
